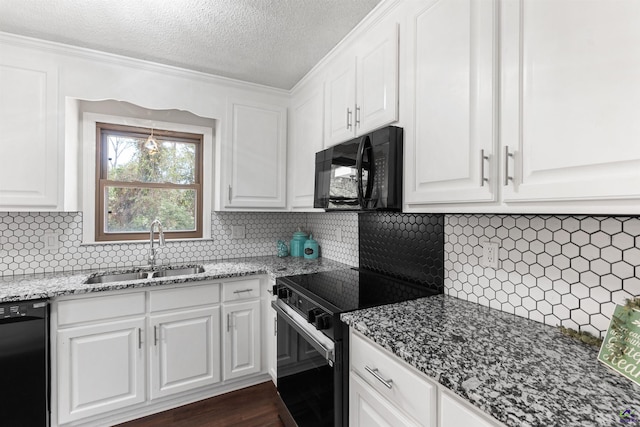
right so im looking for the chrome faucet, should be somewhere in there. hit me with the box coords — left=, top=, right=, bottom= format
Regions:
left=148, top=219, right=165, bottom=268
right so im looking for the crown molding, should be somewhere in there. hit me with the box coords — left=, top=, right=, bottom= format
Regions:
left=0, top=31, right=289, bottom=97
left=290, top=0, right=402, bottom=94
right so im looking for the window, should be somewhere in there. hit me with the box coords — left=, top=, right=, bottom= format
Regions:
left=95, top=123, right=203, bottom=241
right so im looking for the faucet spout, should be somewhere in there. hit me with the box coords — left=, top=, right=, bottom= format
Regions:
left=149, top=219, right=165, bottom=268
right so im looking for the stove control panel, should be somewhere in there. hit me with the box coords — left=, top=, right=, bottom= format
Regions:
left=275, top=283, right=333, bottom=333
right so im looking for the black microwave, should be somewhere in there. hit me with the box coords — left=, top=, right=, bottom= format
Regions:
left=314, top=126, right=403, bottom=211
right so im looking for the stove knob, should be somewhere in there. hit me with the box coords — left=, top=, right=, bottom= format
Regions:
left=277, top=288, right=291, bottom=300
left=307, top=308, right=322, bottom=324
left=314, top=313, right=331, bottom=330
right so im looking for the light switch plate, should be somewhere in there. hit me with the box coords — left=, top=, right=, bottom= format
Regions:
left=231, top=225, right=246, bottom=239
left=481, top=241, right=500, bottom=269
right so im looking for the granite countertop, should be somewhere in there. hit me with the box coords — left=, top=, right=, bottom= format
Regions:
left=0, top=256, right=351, bottom=303
left=341, top=294, right=640, bottom=427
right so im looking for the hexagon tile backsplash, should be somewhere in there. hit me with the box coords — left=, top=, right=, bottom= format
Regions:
left=1, top=210, right=639, bottom=338
left=445, top=214, right=640, bottom=338
left=0, top=211, right=359, bottom=276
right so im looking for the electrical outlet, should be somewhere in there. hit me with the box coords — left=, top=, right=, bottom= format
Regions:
left=481, top=241, right=500, bottom=269
left=42, top=232, right=59, bottom=251
left=231, top=225, right=246, bottom=239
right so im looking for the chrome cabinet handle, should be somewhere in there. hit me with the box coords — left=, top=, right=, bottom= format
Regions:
left=504, top=145, right=514, bottom=186
left=138, top=328, right=142, bottom=349
left=355, top=105, right=361, bottom=128
left=365, top=366, right=393, bottom=389
left=154, top=325, right=158, bottom=346
left=228, top=185, right=232, bottom=202
left=227, top=313, right=231, bottom=332
left=274, top=317, right=277, bottom=336
left=347, top=108, right=353, bottom=130
left=480, top=149, right=489, bottom=187
left=233, top=289, right=253, bottom=294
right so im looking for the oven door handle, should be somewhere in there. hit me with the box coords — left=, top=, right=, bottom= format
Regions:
left=272, top=300, right=335, bottom=364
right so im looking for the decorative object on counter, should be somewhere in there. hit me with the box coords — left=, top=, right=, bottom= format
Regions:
left=598, top=298, right=640, bottom=385
left=558, top=326, right=603, bottom=348
left=277, top=240, right=289, bottom=257
left=289, top=228, right=308, bottom=257
left=303, top=234, right=319, bottom=259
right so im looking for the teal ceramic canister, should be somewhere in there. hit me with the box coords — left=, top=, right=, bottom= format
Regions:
left=303, top=234, right=319, bottom=259
left=290, top=229, right=308, bottom=257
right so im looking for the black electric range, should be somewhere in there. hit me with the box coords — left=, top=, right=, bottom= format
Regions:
left=273, top=267, right=441, bottom=427
left=275, top=267, right=439, bottom=340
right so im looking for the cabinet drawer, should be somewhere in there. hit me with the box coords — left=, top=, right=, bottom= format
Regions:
left=350, top=330, right=436, bottom=424
left=58, top=292, right=145, bottom=326
left=150, top=283, right=220, bottom=312
left=222, top=278, right=261, bottom=302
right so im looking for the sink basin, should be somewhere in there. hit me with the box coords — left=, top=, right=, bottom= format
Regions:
left=85, top=266, right=205, bottom=284
left=156, top=266, right=205, bottom=277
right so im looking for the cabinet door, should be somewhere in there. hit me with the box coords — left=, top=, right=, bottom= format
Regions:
left=224, top=99, right=287, bottom=208
left=0, top=52, right=60, bottom=210
left=57, top=318, right=145, bottom=424
left=267, top=302, right=278, bottom=383
left=223, top=299, right=261, bottom=380
left=501, top=0, right=640, bottom=204
left=325, top=54, right=357, bottom=147
left=356, top=22, right=399, bottom=135
left=264, top=279, right=277, bottom=383
left=440, top=390, right=503, bottom=427
left=405, top=0, right=497, bottom=207
left=289, top=84, right=325, bottom=209
left=149, top=307, right=221, bottom=400
left=350, top=373, right=420, bottom=427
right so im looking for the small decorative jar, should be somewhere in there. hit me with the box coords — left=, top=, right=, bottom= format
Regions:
left=277, top=240, right=289, bottom=257
left=290, top=229, right=308, bottom=257
left=303, top=234, right=319, bottom=259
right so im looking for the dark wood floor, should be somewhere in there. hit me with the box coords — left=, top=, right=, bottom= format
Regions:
left=117, top=382, right=286, bottom=427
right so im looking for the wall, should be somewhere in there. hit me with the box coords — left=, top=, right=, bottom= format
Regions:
left=2, top=209, right=639, bottom=339
left=445, top=214, right=640, bottom=338
left=0, top=211, right=359, bottom=276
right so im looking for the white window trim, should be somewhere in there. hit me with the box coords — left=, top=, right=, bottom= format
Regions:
left=82, top=112, right=214, bottom=244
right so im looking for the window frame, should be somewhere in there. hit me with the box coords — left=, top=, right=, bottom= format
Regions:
left=95, top=122, right=204, bottom=242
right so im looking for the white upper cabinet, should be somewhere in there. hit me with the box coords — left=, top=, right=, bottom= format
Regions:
left=0, top=49, right=61, bottom=210
left=356, top=21, right=400, bottom=136
left=404, top=0, right=497, bottom=207
left=221, top=98, right=287, bottom=209
left=324, top=20, right=399, bottom=147
left=289, top=83, right=325, bottom=210
left=500, top=0, right=640, bottom=208
left=325, top=53, right=358, bottom=146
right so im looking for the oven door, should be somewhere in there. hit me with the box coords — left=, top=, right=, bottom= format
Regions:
left=272, top=300, right=342, bottom=427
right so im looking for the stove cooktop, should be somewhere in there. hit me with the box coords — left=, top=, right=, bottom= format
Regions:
left=277, top=268, right=440, bottom=314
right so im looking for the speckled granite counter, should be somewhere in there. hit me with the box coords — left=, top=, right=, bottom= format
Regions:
left=0, top=256, right=351, bottom=302
left=341, top=294, right=640, bottom=427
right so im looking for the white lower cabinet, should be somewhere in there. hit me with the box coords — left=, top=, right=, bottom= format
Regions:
left=349, top=329, right=505, bottom=427
left=439, top=390, right=499, bottom=427
left=223, top=299, right=261, bottom=380
left=149, top=307, right=221, bottom=400
left=57, top=317, right=146, bottom=424
left=350, top=373, right=421, bottom=427
left=54, top=276, right=268, bottom=426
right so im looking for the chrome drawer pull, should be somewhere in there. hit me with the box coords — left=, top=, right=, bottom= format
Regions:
left=365, top=366, right=393, bottom=389
left=233, top=289, right=254, bottom=294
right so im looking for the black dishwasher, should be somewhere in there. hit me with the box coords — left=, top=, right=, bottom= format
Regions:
left=0, top=299, right=49, bottom=426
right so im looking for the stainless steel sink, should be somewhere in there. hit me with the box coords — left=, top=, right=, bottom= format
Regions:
left=156, top=266, right=205, bottom=277
left=85, top=266, right=205, bottom=284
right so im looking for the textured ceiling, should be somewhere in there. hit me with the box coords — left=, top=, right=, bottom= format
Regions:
left=0, top=0, right=382, bottom=89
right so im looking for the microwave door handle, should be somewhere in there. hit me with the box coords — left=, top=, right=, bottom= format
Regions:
left=363, top=137, right=375, bottom=202
left=355, top=136, right=366, bottom=207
